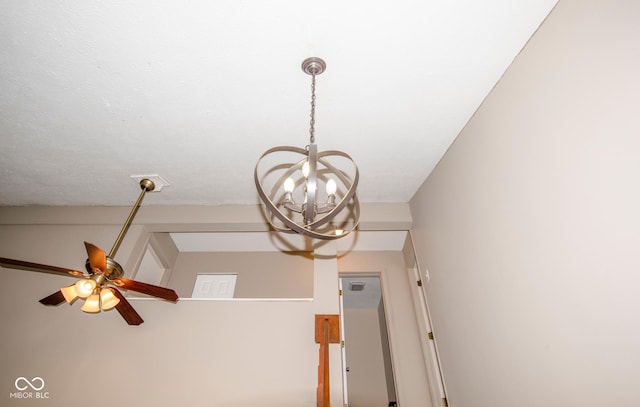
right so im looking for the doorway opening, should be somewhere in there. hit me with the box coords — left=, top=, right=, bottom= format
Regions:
left=339, top=275, right=397, bottom=407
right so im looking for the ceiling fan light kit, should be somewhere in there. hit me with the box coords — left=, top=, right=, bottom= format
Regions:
left=255, top=57, right=360, bottom=240
left=0, top=178, right=179, bottom=325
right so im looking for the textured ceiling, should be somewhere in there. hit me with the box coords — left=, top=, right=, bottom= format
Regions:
left=0, top=1, right=557, bottom=207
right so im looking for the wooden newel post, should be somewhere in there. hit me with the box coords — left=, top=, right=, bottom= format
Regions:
left=315, top=314, right=340, bottom=407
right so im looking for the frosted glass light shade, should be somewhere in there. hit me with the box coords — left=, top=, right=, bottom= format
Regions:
left=81, top=293, right=100, bottom=313
left=60, top=284, right=78, bottom=303
left=74, top=279, right=97, bottom=298
left=100, top=288, right=120, bottom=310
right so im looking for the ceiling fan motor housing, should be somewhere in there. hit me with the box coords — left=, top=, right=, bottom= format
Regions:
left=85, top=257, right=124, bottom=279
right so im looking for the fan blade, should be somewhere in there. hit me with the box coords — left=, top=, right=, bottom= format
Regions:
left=0, top=257, right=86, bottom=278
left=111, top=277, right=178, bottom=302
left=39, top=290, right=66, bottom=306
left=111, top=288, right=144, bottom=325
left=84, top=242, right=107, bottom=273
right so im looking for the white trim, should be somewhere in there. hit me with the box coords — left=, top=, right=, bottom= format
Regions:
left=125, top=297, right=314, bottom=302
left=338, top=277, right=349, bottom=406
left=407, top=230, right=449, bottom=405
left=340, top=271, right=399, bottom=406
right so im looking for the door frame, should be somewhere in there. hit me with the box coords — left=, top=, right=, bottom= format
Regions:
left=339, top=272, right=398, bottom=406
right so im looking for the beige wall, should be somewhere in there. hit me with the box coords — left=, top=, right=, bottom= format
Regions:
left=147, top=232, right=179, bottom=286
left=0, top=279, right=318, bottom=406
left=410, top=1, right=640, bottom=406
left=168, top=251, right=313, bottom=298
left=0, top=215, right=320, bottom=407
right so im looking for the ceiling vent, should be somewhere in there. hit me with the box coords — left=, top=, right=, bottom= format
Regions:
left=349, top=281, right=366, bottom=292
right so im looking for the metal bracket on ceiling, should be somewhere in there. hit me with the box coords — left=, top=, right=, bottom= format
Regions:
left=129, top=174, right=170, bottom=192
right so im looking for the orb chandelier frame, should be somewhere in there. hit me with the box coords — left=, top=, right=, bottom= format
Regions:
left=254, top=57, right=360, bottom=240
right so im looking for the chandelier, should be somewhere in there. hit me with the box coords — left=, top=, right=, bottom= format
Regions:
left=255, top=57, right=359, bottom=240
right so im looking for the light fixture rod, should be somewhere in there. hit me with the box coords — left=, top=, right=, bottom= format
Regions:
left=108, top=179, right=155, bottom=258
left=305, top=144, right=318, bottom=224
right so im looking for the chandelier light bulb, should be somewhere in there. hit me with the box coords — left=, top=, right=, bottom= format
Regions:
left=283, top=177, right=295, bottom=193
left=302, top=161, right=310, bottom=178
left=326, top=178, right=337, bottom=196
left=74, top=279, right=97, bottom=298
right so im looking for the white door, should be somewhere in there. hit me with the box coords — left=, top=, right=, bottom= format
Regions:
left=338, top=277, right=349, bottom=406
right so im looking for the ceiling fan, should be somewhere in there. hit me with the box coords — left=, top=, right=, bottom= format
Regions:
left=0, top=178, right=178, bottom=325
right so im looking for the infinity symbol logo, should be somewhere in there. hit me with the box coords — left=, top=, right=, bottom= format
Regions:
left=15, top=377, right=45, bottom=391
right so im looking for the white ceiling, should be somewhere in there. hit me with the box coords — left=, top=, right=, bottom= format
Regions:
left=0, top=1, right=557, bottom=207
left=341, top=276, right=382, bottom=309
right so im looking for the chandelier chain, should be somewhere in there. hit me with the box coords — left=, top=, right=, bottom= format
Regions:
left=309, top=73, right=316, bottom=144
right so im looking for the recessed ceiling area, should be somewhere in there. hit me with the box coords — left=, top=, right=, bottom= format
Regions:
left=169, top=231, right=408, bottom=253
left=0, top=1, right=558, bottom=207
left=341, top=276, right=382, bottom=309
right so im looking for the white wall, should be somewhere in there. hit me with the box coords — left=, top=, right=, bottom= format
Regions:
left=410, top=1, right=640, bottom=406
